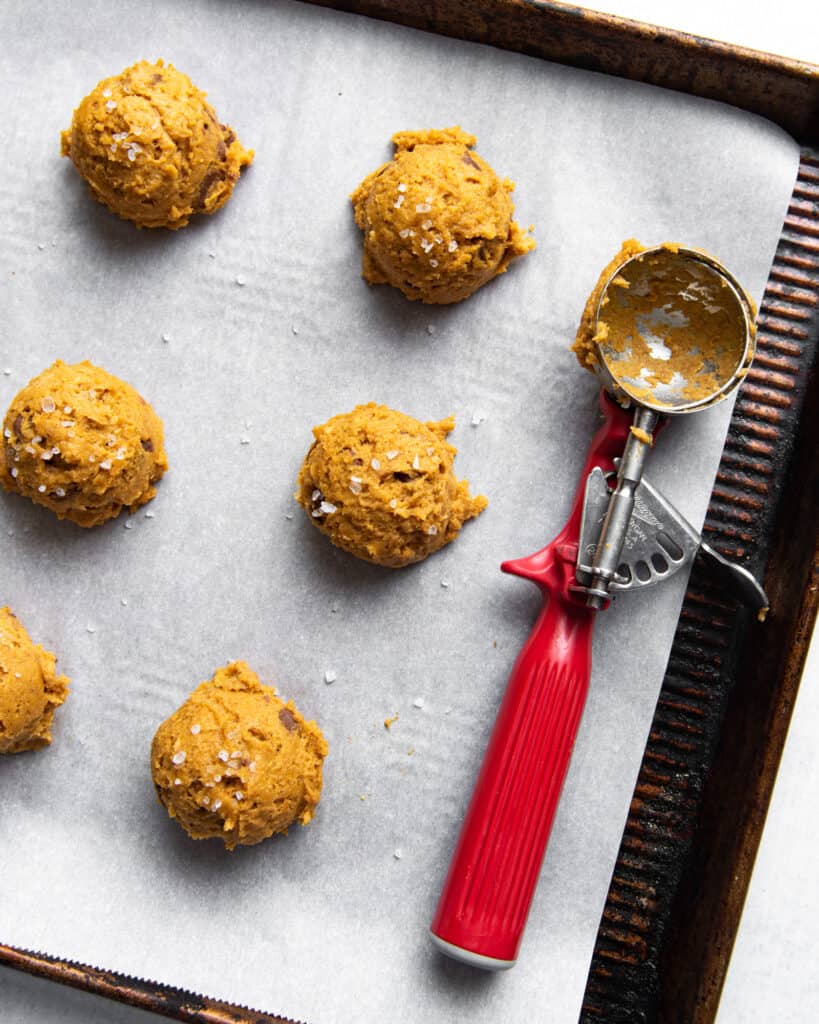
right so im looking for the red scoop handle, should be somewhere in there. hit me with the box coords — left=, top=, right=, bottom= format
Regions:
left=430, top=392, right=635, bottom=967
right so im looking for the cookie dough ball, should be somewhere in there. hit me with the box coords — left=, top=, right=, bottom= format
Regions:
left=1, top=360, right=168, bottom=527
left=0, top=607, right=69, bottom=755
left=571, top=238, right=647, bottom=372
left=151, top=662, right=328, bottom=850
left=61, top=59, right=253, bottom=229
left=351, top=127, right=535, bottom=304
left=296, top=403, right=487, bottom=568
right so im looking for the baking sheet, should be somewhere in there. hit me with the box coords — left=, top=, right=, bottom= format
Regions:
left=0, top=2, right=799, bottom=1022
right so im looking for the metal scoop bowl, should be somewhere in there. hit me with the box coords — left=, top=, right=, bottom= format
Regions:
left=593, top=244, right=756, bottom=414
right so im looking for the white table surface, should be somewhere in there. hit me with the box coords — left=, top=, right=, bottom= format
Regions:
left=1, top=3, right=816, bottom=1022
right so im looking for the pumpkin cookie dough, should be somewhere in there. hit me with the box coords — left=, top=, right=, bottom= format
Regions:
left=61, top=59, right=253, bottom=229
left=296, top=403, right=487, bottom=567
left=351, top=127, right=535, bottom=304
left=1, top=360, right=167, bottom=527
left=151, top=662, right=328, bottom=850
left=0, top=607, right=69, bottom=755
left=572, top=238, right=647, bottom=373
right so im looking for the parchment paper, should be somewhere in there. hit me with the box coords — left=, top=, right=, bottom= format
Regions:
left=0, top=2, right=799, bottom=1022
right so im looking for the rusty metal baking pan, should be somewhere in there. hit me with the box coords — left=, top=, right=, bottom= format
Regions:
left=2, top=2, right=818, bottom=1021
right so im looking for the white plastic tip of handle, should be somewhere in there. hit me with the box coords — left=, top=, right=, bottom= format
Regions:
left=429, top=931, right=516, bottom=971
